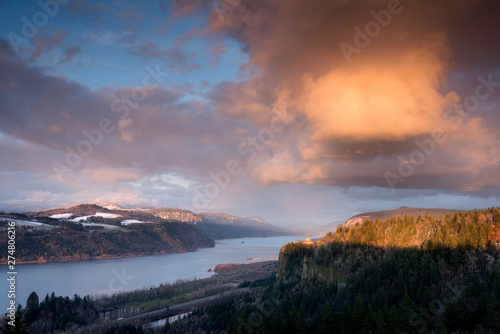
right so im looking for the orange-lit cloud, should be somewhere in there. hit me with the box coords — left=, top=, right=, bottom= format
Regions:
left=82, top=168, right=141, bottom=185
left=194, top=0, right=500, bottom=190
left=299, top=38, right=459, bottom=142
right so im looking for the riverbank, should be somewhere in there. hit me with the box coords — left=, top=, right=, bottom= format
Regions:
left=212, top=260, right=277, bottom=274
left=0, top=248, right=198, bottom=265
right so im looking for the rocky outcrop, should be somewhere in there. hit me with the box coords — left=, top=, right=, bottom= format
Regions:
left=278, top=243, right=341, bottom=286
left=301, top=258, right=339, bottom=284
left=151, top=208, right=203, bottom=223
left=201, top=213, right=242, bottom=225
left=241, top=216, right=269, bottom=225
left=277, top=249, right=289, bottom=278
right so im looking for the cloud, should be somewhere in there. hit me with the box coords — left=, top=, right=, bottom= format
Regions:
left=118, top=119, right=135, bottom=143
left=171, top=0, right=211, bottom=17
left=29, top=29, right=66, bottom=62
left=173, top=0, right=500, bottom=192
left=250, top=149, right=325, bottom=185
left=61, top=45, right=82, bottom=63
left=81, top=168, right=140, bottom=185
left=2, top=187, right=155, bottom=211
left=298, top=37, right=459, bottom=142
left=0, top=38, right=251, bottom=182
left=128, top=38, right=200, bottom=72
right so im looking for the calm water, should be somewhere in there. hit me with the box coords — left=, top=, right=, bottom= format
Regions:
left=1, top=235, right=317, bottom=310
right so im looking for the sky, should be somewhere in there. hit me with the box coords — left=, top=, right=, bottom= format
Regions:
left=0, top=0, right=499, bottom=229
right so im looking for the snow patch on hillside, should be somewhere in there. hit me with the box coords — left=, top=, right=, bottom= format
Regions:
left=71, top=212, right=122, bottom=222
left=121, top=219, right=151, bottom=225
left=50, top=213, right=73, bottom=219
left=5, top=219, right=52, bottom=228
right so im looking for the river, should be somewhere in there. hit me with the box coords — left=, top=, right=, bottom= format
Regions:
left=1, top=235, right=318, bottom=310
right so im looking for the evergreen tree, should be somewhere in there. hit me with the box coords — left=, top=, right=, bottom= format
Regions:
left=0, top=305, right=28, bottom=334
left=24, top=292, right=39, bottom=324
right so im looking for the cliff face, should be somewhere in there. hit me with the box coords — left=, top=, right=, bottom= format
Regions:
left=301, top=258, right=340, bottom=284
left=151, top=208, right=203, bottom=223
left=241, top=216, right=269, bottom=225
left=278, top=246, right=339, bottom=285
left=277, top=248, right=289, bottom=278
left=149, top=209, right=270, bottom=227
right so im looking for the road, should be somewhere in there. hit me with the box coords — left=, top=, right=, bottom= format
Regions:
left=119, top=287, right=250, bottom=323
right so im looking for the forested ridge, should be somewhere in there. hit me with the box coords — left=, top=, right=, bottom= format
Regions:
left=331, top=207, right=500, bottom=249
left=0, top=220, right=214, bottom=264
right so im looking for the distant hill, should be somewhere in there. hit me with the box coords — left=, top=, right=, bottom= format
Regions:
left=23, top=202, right=296, bottom=240
left=0, top=204, right=215, bottom=264
left=196, top=212, right=295, bottom=239
left=316, top=207, right=466, bottom=233
left=331, top=206, right=464, bottom=229
left=194, top=221, right=295, bottom=239
left=93, top=201, right=125, bottom=211
left=150, top=207, right=203, bottom=224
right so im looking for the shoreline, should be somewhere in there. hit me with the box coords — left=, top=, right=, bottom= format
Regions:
left=213, top=260, right=278, bottom=275
left=0, top=234, right=308, bottom=266
left=0, top=246, right=215, bottom=266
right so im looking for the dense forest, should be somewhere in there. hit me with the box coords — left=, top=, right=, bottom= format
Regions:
left=2, top=208, right=500, bottom=333
left=165, top=207, right=500, bottom=333
left=1, top=292, right=145, bottom=334
left=0, top=220, right=214, bottom=264
left=331, top=208, right=500, bottom=249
